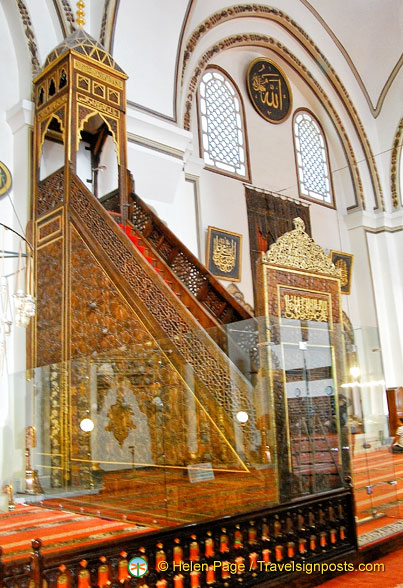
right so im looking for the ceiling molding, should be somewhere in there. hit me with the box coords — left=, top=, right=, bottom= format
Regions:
left=15, top=0, right=41, bottom=76
left=300, top=0, right=403, bottom=118
left=180, top=4, right=384, bottom=211
left=100, top=0, right=120, bottom=53
left=53, top=0, right=75, bottom=37
left=391, top=118, right=403, bottom=209
left=171, top=0, right=194, bottom=122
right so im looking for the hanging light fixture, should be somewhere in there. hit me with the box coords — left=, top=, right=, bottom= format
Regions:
left=0, top=223, right=35, bottom=372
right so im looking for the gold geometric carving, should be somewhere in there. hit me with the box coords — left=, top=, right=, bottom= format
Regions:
left=77, top=74, right=90, bottom=92
left=37, top=95, right=67, bottom=121
left=105, top=394, right=136, bottom=447
left=69, top=175, right=254, bottom=460
left=262, top=217, right=341, bottom=277
left=108, top=88, right=120, bottom=105
left=77, top=93, right=119, bottom=118
left=93, top=81, right=105, bottom=98
left=74, top=59, right=124, bottom=89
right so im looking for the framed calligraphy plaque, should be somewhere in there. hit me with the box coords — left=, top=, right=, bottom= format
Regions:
left=246, top=58, right=292, bottom=123
left=330, top=250, right=354, bottom=294
left=0, top=161, right=12, bottom=198
left=206, top=227, right=242, bottom=282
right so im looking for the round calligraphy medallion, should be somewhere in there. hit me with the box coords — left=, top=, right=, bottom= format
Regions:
left=0, top=161, right=12, bottom=197
left=246, top=58, right=292, bottom=123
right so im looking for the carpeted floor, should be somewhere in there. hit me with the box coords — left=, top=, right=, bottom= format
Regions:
left=42, top=468, right=279, bottom=527
left=0, top=504, right=153, bottom=562
left=317, top=546, right=403, bottom=587
left=352, top=448, right=403, bottom=521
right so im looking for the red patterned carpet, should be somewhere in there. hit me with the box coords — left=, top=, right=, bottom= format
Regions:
left=352, top=447, right=403, bottom=522
left=317, top=547, right=403, bottom=587
left=42, top=469, right=278, bottom=528
left=0, top=505, right=153, bottom=562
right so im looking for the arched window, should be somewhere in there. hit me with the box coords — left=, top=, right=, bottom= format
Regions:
left=293, top=110, right=334, bottom=206
left=198, top=68, right=248, bottom=178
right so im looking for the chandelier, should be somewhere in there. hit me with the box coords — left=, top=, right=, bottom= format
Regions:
left=0, top=222, right=35, bottom=372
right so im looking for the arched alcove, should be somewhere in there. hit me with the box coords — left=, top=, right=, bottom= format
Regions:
left=39, top=116, right=64, bottom=181
left=76, top=113, right=119, bottom=199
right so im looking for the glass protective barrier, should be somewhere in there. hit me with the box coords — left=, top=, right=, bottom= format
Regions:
left=7, top=316, right=359, bottom=530
left=345, top=327, right=401, bottom=530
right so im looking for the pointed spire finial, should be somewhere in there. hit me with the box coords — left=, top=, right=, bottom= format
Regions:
left=76, top=1, right=85, bottom=28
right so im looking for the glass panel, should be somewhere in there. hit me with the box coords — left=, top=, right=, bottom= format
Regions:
left=11, top=317, right=399, bottom=536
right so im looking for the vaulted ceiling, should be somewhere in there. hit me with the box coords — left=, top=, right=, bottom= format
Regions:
left=4, top=0, right=402, bottom=121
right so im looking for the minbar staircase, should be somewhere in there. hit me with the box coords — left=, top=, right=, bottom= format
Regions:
left=100, top=187, right=259, bottom=381
left=66, top=170, right=260, bottom=468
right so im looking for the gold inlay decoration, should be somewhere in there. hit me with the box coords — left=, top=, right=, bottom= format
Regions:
left=283, top=294, right=328, bottom=322
left=93, top=81, right=105, bottom=98
left=77, top=93, right=119, bottom=118
left=105, top=393, right=136, bottom=447
left=334, top=259, right=348, bottom=287
left=74, top=59, right=124, bottom=89
left=107, top=88, right=120, bottom=105
left=77, top=74, right=90, bottom=92
left=213, top=235, right=236, bottom=273
left=76, top=1, right=85, bottom=28
left=37, top=95, right=67, bottom=120
left=262, top=217, right=341, bottom=277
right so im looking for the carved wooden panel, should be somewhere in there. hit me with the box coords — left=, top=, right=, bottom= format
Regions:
left=70, top=226, right=152, bottom=356
left=70, top=176, right=256, bottom=450
left=36, top=168, right=64, bottom=218
left=69, top=227, right=230, bottom=469
left=245, top=186, right=311, bottom=304
left=36, top=238, right=63, bottom=366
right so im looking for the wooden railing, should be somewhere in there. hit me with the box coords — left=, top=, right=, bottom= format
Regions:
left=130, top=193, right=253, bottom=324
left=0, top=487, right=357, bottom=587
left=100, top=189, right=259, bottom=379
left=101, top=190, right=254, bottom=326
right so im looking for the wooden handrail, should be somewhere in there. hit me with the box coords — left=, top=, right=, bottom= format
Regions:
left=128, top=192, right=254, bottom=324
left=0, top=487, right=357, bottom=585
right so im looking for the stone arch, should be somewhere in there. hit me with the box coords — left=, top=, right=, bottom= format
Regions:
left=183, top=33, right=366, bottom=210
left=179, top=5, right=384, bottom=210
left=391, top=118, right=403, bottom=209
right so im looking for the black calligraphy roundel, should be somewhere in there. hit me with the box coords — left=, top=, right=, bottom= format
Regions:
left=246, top=58, right=292, bottom=123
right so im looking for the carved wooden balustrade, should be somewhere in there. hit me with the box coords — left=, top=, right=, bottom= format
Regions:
left=100, top=189, right=259, bottom=380
left=101, top=190, right=254, bottom=326
left=130, top=193, right=252, bottom=325
left=69, top=171, right=258, bottom=461
left=0, top=487, right=357, bottom=587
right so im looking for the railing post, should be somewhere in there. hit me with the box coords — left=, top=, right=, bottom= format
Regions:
left=30, top=538, right=43, bottom=588
left=0, top=546, right=4, bottom=588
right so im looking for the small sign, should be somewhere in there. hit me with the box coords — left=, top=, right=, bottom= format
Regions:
left=187, top=462, right=215, bottom=484
left=128, top=556, right=148, bottom=577
left=330, top=250, right=354, bottom=294
left=206, top=226, right=242, bottom=282
left=0, top=161, right=12, bottom=197
left=246, top=58, right=292, bottom=123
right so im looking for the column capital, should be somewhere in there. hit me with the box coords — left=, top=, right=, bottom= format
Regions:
left=6, top=100, right=34, bottom=134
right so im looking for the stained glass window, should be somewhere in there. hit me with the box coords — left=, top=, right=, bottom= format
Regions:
left=293, top=111, right=333, bottom=205
left=198, top=69, right=247, bottom=178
